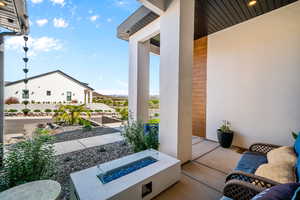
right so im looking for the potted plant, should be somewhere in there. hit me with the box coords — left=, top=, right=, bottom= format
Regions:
left=217, top=120, right=234, bottom=148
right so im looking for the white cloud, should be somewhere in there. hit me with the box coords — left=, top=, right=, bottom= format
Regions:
left=98, top=89, right=128, bottom=96
left=53, top=18, right=68, bottom=28
left=31, top=0, right=43, bottom=3
left=50, top=0, right=65, bottom=6
left=6, top=36, right=62, bottom=56
left=90, top=15, right=99, bottom=22
left=36, top=19, right=48, bottom=27
left=107, top=18, right=112, bottom=23
left=115, top=0, right=129, bottom=7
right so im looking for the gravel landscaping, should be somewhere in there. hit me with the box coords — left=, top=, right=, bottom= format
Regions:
left=55, top=141, right=133, bottom=200
left=53, top=126, right=120, bottom=143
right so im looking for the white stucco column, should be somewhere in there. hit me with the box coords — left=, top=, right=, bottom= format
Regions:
left=159, top=0, right=194, bottom=163
left=0, top=36, right=4, bottom=166
left=89, top=91, right=93, bottom=103
left=128, top=40, right=150, bottom=122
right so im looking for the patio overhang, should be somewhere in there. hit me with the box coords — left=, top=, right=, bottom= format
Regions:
left=118, top=0, right=298, bottom=47
left=119, top=0, right=300, bottom=162
left=0, top=0, right=30, bottom=35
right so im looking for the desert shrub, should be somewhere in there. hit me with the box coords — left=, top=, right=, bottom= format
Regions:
left=22, top=100, right=29, bottom=105
left=122, top=120, right=159, bottom=153
left=0, top=135, right=56, bottom=191
left=80, top=119, right=92, bottom=131
left=33, top=109, right=41, bottom=113
left=22, top=109, right=31, bottom=115
left=71, top=100, right=78, bottom=104
left=45, top=109, right=52, bottom=113
left=8, top=109, right=18, bottom=113
left=35, top=128, right=51, bottom=135
left=118, top=108, right=128, bottom=121
left=5, top=97, right=19, bottom=105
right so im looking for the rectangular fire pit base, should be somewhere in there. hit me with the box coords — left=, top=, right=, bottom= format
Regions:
left=70, top=149, right=181, bottom=200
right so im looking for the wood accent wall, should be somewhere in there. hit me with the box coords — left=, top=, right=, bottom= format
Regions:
left=193, top=37, right=207, bottom=137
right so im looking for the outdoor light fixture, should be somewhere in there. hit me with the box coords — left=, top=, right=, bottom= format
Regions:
left=0, top=1, right=6, bottom=7
left=248, top=0, right=257, bottom=7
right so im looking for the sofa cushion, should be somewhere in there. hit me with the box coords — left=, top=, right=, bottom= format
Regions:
left=255, top=163, right=296, bottom=184
left=267, top=146, right=297, bottom=166
left=235, top=152, right=267, bottom=174
left=251, top=183, right=300, bottom=200
left=294, top=133, right=300, bottom=156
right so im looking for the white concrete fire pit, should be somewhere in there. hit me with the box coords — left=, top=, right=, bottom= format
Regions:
left=70, top=149, right=181, bottom=200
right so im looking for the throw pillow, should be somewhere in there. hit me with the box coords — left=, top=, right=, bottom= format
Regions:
left=255, top=163, right=296, bottom=184
left=267, top=146, right=297, bottom=166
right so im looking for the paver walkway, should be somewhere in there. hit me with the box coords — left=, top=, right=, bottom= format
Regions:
left=54, top=132, right=124, bottom=155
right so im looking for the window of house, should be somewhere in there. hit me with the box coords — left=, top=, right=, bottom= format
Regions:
left=22, top=89, right=29, bottom=99
left=47, top=91, right=51, bottom=96
left=67, top=91, right=72, bottom=101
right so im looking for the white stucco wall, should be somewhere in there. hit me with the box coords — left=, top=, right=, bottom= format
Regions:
left=5, top=72, right=92, bottom=104
left=206, top=2, right=300, bottom=148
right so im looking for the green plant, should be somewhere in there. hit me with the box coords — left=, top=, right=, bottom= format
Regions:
left=149, top=118, right=160, bottom=124
left=292, top=131, right=299, bottom=140
left=118, top=108, right=128, bottom=121
left=35, top=128, right=51, bottom=135
left=122, top=120, right=159, bottom=153
left=22, top=109, right=31, bottom=115
left=53, top=104, right=91, bottom=125
left=82, top=120, right=92, bottom=131
left=0, top=135, right=56, bottom=191
left=22, top=100, right=29, bottom=105
left=8, top=109, right=18, bottom=113
left=219, top=120, right=232, bottom=133
left=154, top=113, right=159, bottom=117
left=33, top=109, right=41, bottom=113
left=45, top=109, right=52, bottom=113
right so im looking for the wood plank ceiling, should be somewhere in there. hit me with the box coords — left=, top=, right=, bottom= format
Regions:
left=195, top=0, right=298, bottom=39
left=151, top=0, right=298, bottom=45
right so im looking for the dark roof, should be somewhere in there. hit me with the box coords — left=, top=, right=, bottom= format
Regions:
left=117, top=6, right=159, bottom=41
left=5, top=70, right=94, bottom=90
left=118, top=0, right=298, bottom=42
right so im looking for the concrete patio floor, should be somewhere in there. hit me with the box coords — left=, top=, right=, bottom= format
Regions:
left=154, top=137, right=243, bottom=200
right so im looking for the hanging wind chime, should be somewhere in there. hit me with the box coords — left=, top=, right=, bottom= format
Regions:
left=22, top=35, right=30, bottom=116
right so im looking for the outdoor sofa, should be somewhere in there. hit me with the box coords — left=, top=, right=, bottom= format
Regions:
left=221, top=141, right=300, bottom=200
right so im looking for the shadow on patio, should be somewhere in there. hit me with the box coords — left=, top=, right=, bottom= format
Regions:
left=154, top=137, right=243, bottom=200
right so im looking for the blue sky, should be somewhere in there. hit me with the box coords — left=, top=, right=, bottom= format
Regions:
left=5, top=0, right=160, bottom=95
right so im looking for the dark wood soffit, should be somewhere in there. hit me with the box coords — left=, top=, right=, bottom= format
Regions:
left=195, top=0, right=298, bottom=39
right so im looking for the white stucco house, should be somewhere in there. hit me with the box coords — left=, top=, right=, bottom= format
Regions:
left=5, top=70, right=94, bottom=104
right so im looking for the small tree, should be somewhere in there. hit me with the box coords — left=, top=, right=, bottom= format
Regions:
left=53, top=104, right=91, bottom=125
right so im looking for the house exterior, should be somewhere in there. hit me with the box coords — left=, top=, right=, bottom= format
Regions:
left=118, top=0, right=300, bottom=163
left=5, top=70, right=94, bottom=104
